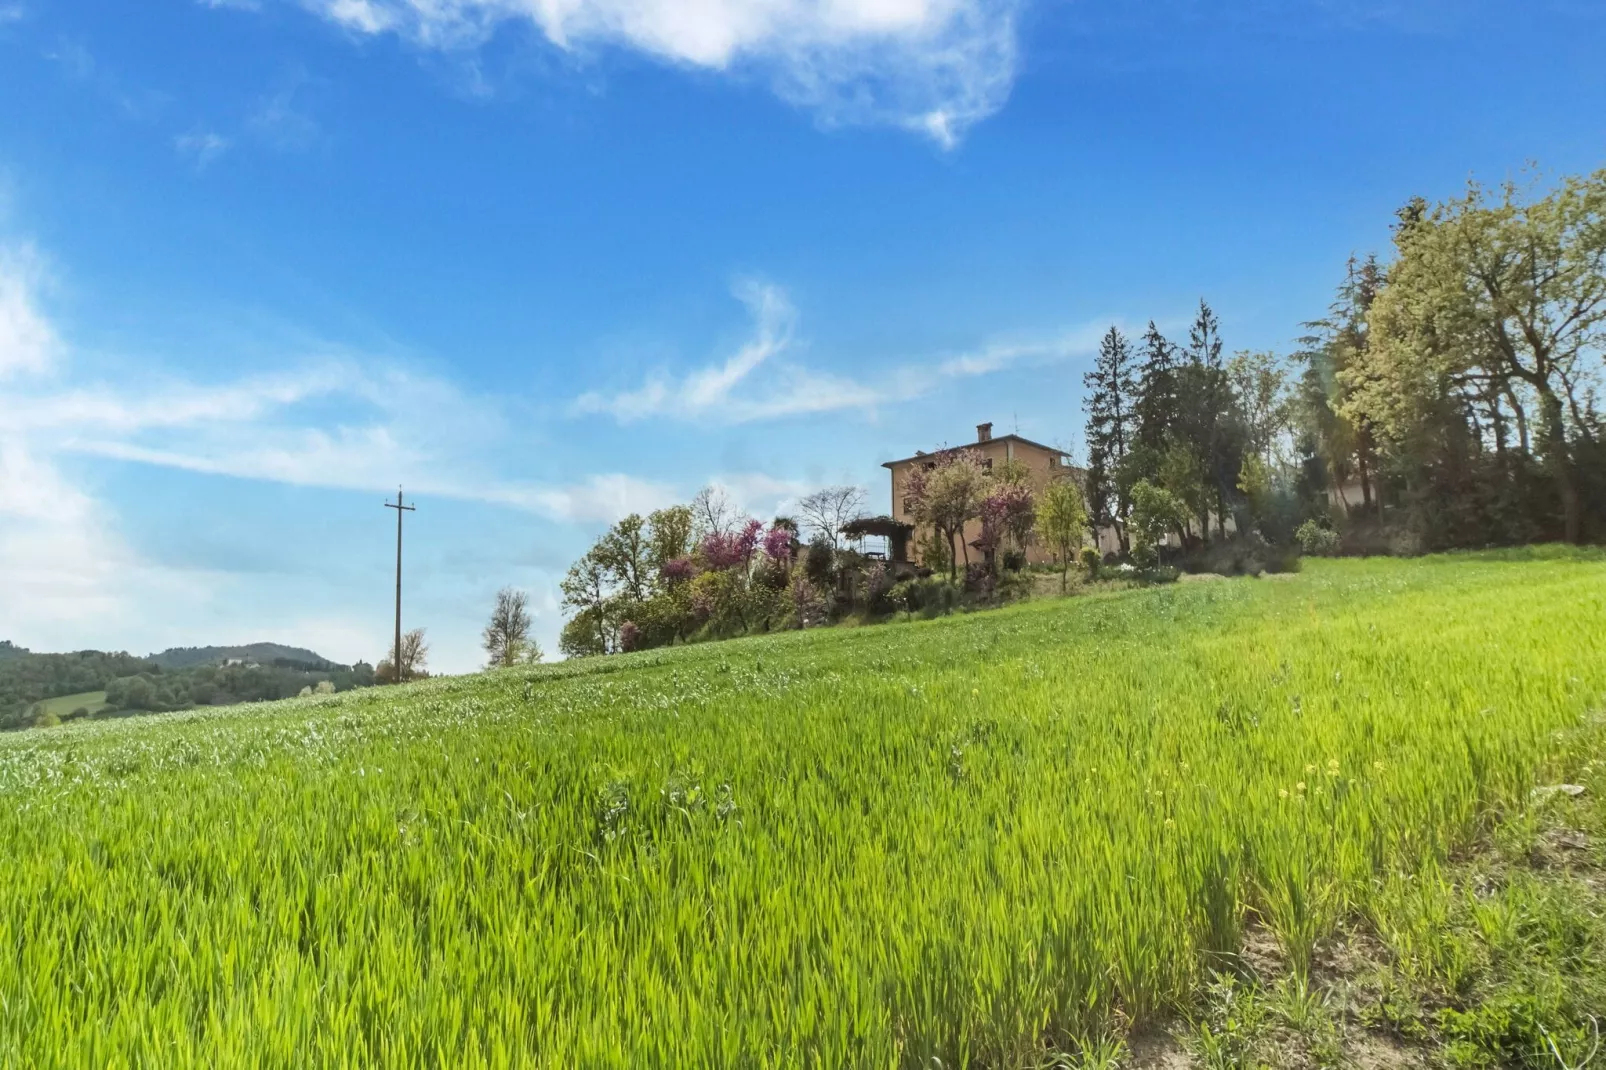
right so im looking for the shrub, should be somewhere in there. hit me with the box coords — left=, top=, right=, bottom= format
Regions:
left=996, top=569, right=1033, bottom=603
left=788, top=576, right=827, bottom=628
left=885, top=577, right=963, bottom=618
left=864, top=564, right=895, bottom=616
left=914, top=577, right=962, bottom=617
left=888, top=579, right=919, bottom=618
left=963, top=562, right=995, bottom=601
left=1131, top=541, right=1159, bottom=569
left=803, top=537, right=836, bottom=589
left=1139, top=565, right=1181, bottom=584
left=1079, top=547, right=1101, bottom=577
left=1295, top=520, right=1341, bottom=556
left=1179, top=535, right=1303, bottom=577
left=1002, top=550, right=1026, bottom=573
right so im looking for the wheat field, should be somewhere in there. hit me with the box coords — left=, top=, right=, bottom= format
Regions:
left=2, top=549, right=1602, bottom=1067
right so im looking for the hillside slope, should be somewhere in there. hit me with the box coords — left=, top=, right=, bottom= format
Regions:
left=147, top=642, right=335, bottom=669
left=1, top=550, right=1603, bottom=1067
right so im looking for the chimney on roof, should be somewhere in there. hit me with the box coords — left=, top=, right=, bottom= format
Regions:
left=976, top=422, right=993, bottom=443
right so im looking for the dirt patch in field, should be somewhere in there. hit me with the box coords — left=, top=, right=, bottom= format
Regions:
left=1126, top=1028, right=1192, bottom=1068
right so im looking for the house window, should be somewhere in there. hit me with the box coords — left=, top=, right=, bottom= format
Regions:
left=902, top=497, right=915, bottom=514
left=982, top=459, right=993, bottom=470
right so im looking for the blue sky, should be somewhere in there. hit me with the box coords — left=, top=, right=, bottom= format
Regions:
left=1, top=0, right=1602, bottom=671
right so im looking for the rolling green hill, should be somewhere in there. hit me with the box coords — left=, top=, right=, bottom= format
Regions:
left=26, top=691, right=111, bottom=722
left=148, top=643, right=334, bottom=670
left=1, top=550, right=1603, bottom=1066
left=0, top=642, right=372, bottom=730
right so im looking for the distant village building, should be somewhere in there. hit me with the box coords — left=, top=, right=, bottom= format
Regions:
left=878, top=422, right=1121, bottom=571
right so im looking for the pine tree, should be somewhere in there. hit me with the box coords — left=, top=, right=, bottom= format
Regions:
left=1177, top=300, right=1241, bottom=539
left=1083, top=326, right=1139, bottom=548
left=1134, top=321, right=1179, bottom=453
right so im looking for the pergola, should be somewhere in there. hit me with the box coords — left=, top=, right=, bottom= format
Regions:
left=840, top=515, right=915, bottom=563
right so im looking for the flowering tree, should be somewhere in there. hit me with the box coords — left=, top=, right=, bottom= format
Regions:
left=977, top=482, right=1036, bottom=571
left=700, top=517, right=762, bottom=571
left=762, top=525, right=794, bottom=563
left=905, top=449, right=991, bottom=580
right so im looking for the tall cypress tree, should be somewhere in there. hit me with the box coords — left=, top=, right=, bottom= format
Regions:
left=1134, top=321, right=1179, bottom=453
left=1083, top=326, right=1139, bottom=548
left=1178, top=300, right=1242, bottom=539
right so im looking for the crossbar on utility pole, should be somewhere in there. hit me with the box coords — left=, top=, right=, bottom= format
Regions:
left=384, top=488, right=416, bottom=682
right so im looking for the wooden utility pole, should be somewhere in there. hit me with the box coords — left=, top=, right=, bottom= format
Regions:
left=384, top=488, right=416, bottom=681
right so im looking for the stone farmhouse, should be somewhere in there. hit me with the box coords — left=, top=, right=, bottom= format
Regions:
left=864, top=422, right=1121, bottom=573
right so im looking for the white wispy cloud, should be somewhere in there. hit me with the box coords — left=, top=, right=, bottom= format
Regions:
left=0, top=259, right=221, bottom=645
left=248, top=75, right=320, bottom=150
left=175, top=129, right=232, bottom=170
left=0, top=241, right=693, bottom=523
left=0, top=243, right=57, bottom=378
left=574, top=280, right=1107, bottom=425
left=0, top=240, right=707, bottom=665
left=291, top=0, right=1019, bottom=146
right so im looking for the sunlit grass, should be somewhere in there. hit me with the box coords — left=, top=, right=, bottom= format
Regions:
left=1, top=549, right=1602, bottom=1067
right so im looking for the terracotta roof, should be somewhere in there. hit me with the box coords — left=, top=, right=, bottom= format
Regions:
left=880, top=433, right=1069, bottom=469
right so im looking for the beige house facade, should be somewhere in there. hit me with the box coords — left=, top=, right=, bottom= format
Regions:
left=882, top=422, right=1115, bottom=570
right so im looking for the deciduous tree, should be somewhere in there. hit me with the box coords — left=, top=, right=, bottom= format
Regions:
left=483, top=587, right=533, bottom=668
left=797, top=485, right=867, bottom=548
left=905, top=450, right=990, bottom=580
left=1034, top=479, right=1088, bottom=592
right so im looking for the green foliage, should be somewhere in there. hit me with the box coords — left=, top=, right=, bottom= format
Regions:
left=888, top=576, right=963, bottom=619
left=1084, top=326, right=1138, bottom=531
left=645, top=506, right=695, bottom=576
left=905, top=449, right=991, bottom=579
left=3, top=646, right=372, bottom=729
left=1337, top=169, right=1606, bottom=546
left=803, top=536, right=836, bottom=589
left=1295, top=520, right=1341, bottom=557
left=1, top=649, right=155, bottom=727
left=1129, top=479, right=1191, bottom=558
left=1079, top=546, right=1101, bottom=577
left=483, top=587, right=534, bottom=669
left=0, top=552, right=1600, bottom=1065
left=916, top=528, right=952, bottom=576
left=1035, top=478, right=1088, bottom=591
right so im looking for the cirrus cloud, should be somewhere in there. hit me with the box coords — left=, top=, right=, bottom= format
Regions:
left=293, top=0, right=1020, bottom=146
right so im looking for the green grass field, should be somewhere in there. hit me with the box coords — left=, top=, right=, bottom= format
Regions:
left=26, top=690, right=110, bottom=721
left=2, top=551, right=1603, bottom=1067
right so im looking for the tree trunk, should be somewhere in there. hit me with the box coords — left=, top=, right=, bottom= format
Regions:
left=1538, top=387, right=1581, bottom=544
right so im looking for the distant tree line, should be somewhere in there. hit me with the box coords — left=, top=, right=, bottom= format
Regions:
left=1, top=646, right=375, bottom=730
left=1084, top=166, right=1606, bottom=555
left=1082, top=303, right=1301, bottom=564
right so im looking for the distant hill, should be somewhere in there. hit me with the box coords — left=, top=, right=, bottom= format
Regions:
left=2, top=639, right=371, bottom=731
left=149, top=643, right=334, bottom=670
